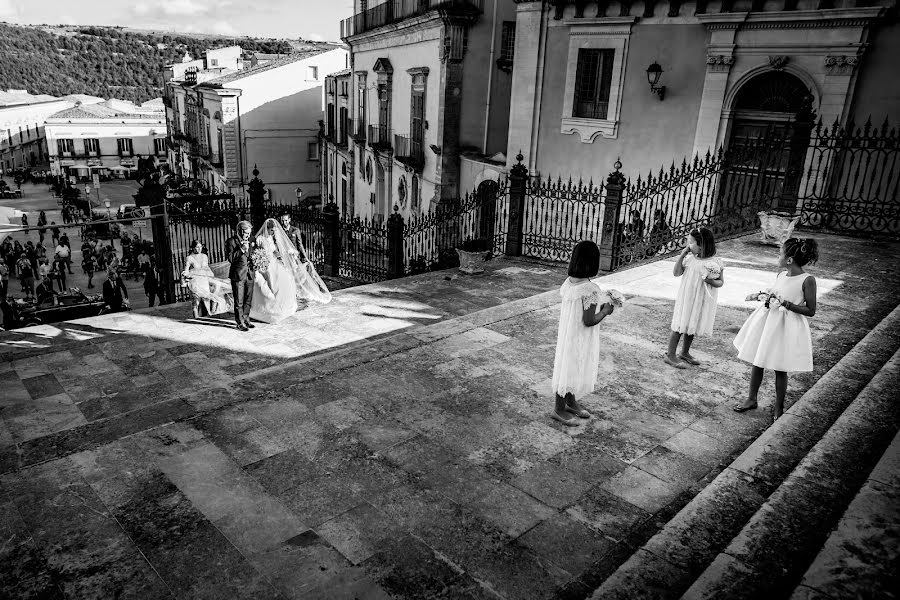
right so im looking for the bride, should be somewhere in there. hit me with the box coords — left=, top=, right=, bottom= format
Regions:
left=250, top=218, right=331, bottom=323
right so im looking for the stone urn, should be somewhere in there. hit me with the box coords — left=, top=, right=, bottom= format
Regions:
left=456, top=248, right=491, bottom=275
left=758, top=211, right=800, bottom=246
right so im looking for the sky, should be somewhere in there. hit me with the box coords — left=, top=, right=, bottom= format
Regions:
left=0, top=0, right=354, bottom=40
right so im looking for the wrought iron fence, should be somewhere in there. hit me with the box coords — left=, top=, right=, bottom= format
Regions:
left=340, top=214, right=390, bottom=282
left=800, top=117, right=899, bottom=234
left=522, top=176, right=606, bottom=263
left=402, top=180, right=508, bottom=273
left=341, top=0, right=484, bottom=38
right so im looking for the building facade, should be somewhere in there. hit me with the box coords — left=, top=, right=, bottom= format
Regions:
left=0, top=90, right=94, bottom=175
left=44, top=99, right=167, bottom=181
left=507, top=0, right=900, bottom=183
left=164, top=46, right=349, bottom=203
left=332, top=0, right=517, bottom=223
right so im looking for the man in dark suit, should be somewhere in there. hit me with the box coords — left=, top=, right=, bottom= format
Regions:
left=225, top=221, right=257, bottom=331
left=102, top=270, right=129, bottom=313
left=279, top=213, right=308, bottom=262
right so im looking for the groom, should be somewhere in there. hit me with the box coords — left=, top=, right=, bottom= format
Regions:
left=225, top=221, right=257, bottom=331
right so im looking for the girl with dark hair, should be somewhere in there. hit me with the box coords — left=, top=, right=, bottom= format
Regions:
left=551, top=241, right=615, bottom=426
left=666, top=227, right=724, bottom=368
left=734, top=238, right=819, bottom=422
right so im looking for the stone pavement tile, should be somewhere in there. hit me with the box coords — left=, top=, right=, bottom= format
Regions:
left=0, top=371, right=32, bottom=405
left=797, top=479, right=900, bottom=600
left=11, top=355, right=57, bottom=379
left=2, top=392, right=86, bottom=444
left=429, top=327, right=510, bottom=359
left=591, top=548, right=692, bottom=600
left=519, top=513, right=617, bottom=577
left=348, top=416, right=417, bottom=452
left=2, top=459, right=172, bottom=599
left=601, top=466, right=686, bottom=514
left=0, top=419, right=13, bottom=448
left=315, top=395, right=381, bottom=432
left=509, top=461, right=597, bottom=510
left=360, top=534, right=482, bottom=600
left=0, top=398, right=195, bottom=475
left=662, top=427, right=742, bottom=469
left=317, top=501, right=404, bottom=565
left=112, top=470, right=280, bottom=599
left=245, top=448, right=326, bottom=496
left=193, top=405, right=289, bottom=467
left=250, top=530, right=386, bottom=600
left=566, top=486, right=650, bottom=540
left=20, top=373, right=65, bottom=400
left=63, top=370, right=137, bottom=404
left=77, top=382, right=183, bottom=422
left=379, top=435, right=468, bottom=488
left=0, top=495, right=66, bottom=599
left=442, top=476, right=556, bottom=538
left=687, top=402, right=770, bottom=442
left=576, top=416, right=662, bottom=464
left=610, top=407, right=685, bottom=442
left=547, top=441, right=628, bottom=483
left=681, top=552, right=769, bottom=600
left=70, top=436, right=163, bottom=510
left=281, top=376, right=359, bottom=410
left=470, top=419, right=576, bottom=477
left=632, top=446, right=714, bottom=488
left=272, top=473, right=364, bottom=528
left=158, top=442, right=308, bottom=552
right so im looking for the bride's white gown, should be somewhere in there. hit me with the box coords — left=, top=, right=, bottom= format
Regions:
left=250, top=234, right=298, bottom=323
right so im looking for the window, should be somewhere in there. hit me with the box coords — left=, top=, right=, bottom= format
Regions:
left=500, top=22, right=516, bottom=62
left=57, top=138, right=74, bottom=155
left=307, top=141, right=318, bottom=160
left=308, top=66, right=319, bottom=80
left=210, top=58, right=218, bottom=67
left=117, top=138, right=134, bottom=156
left=217, top=129, right=223, bottom=164
left=84, top=138, right=100, bottom=155
left=410, top=72, right=426, bottom=150
left=154, top=138, right=166, bottom=155
left=573, top=49, right=614, bottom=120
left=357, top=73, right=367, bottom=131
left=560, top=21, right=633, bottom=142
left=340, top=81, right=349, bottom=97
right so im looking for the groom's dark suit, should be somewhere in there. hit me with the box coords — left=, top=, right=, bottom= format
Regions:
left=225, top=234, right=257, bottom=327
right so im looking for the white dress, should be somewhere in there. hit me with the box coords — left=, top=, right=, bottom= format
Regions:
left=183, top=253, right=232, bottom=315
left=250, top=234, right=299, bottom=323
left=671, top=254, right=723, bottom=336
left=552, top=278, right=602, bottom=397
left=733, top=271, right=814, bottom=372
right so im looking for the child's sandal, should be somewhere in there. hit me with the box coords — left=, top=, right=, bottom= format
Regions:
left=678, top=354, right=701, bottom=366
left=551, top=411, right=582, bottom=427
left=564, top=404, right=591, bottom=419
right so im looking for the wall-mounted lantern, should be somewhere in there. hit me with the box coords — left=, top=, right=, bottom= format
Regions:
left=646, top=62, right=666, bottom=101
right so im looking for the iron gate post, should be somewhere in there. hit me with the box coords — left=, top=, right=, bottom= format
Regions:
left=136, top=179, right=176, bottom=303
left=387, top=206, right=404, bottom=278
left=505, top=152, right=528, bottom=257
left=323, top=200, right=341, bottom=277
left=247, top=165, right=266, bottom=231
left=599, top=160, right=626, bottom=272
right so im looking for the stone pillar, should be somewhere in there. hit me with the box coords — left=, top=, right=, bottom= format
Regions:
left=599, top=160, right=625, bottom=273
left=505, top=153, right=528, bottom=257
left=247, top=166, right=266, bottom=231
left=506, top=1, right=546, bottom=172
left=386, top=206, right=404, bottom=278
left=322, top=200, right=341, bottom=277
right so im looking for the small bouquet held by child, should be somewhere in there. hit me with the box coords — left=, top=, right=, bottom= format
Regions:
left=598, top=288, right=625, bottom=311
left=746, top=289, right=788, bottom=312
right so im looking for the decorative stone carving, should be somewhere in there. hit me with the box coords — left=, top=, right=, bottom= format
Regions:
left=706, top=54, right=735, bottom=73
left=768, top=55, right=789, bottom=70
left=824, top=55, right=859, bottom=76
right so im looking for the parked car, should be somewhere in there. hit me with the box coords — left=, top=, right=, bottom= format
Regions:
left=117, top=204, right=144, bottom=219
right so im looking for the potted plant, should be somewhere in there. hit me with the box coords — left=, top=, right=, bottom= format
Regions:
left=757, top=210, right=800, bottom=246
left=455, top=237, right=493, bottom=275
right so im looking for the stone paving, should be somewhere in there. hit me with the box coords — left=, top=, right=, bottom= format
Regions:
left=1, top=233, right=898, bottom=599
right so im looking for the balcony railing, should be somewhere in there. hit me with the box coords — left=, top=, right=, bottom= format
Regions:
left=349, top=119, right=367, bottom=142
left=394, top=134, right=425, bottom=170
left=341, top=0, right=483, bottom=39
left=368, top=125, right=392, bottom=150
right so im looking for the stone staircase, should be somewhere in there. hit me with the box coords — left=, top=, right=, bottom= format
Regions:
left=589, top=305, right=900, bottom=600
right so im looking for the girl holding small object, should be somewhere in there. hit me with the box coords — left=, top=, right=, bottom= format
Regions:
left=551, top=241, right=618, bottom=427
left=665, top=227, right=724, bottom=368
left=733, top=238, right=819, bottom=421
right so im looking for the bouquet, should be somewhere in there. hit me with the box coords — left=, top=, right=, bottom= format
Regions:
left=700, top=263, right=722, bottom=282
left=600, top=288, right=625, bottom=310
left=250, top=247, right=269, bottom=272
left=747, top=290, right=787, bottom=312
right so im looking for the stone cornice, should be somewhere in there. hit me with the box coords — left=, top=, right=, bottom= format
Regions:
left=551, top=16, right=639, bottom=28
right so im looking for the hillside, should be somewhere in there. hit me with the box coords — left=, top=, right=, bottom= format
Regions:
left=0, top=23, right=331, bottom=104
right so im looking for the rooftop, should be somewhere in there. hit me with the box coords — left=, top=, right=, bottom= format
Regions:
left=200, top=46, right=343, bottom=86
left=47, top=98, right=164, bottom=121
left=0, top=89, right=60, bottom=107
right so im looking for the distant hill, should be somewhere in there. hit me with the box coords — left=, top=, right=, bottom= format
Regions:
left=0, top=23, right=333, bottom=104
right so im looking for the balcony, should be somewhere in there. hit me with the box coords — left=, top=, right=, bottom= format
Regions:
left=349, top=119, right=367, bottom=142
left=368, top=125, right=392, bottom=150
left=394, top=134, right=425, bottom=170
left=341, top=0, right=483, bottom=39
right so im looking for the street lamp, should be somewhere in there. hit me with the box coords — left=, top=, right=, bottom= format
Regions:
left=646, top=62, right=666, bottom=101
left=295, top=187, right=303, bottom=203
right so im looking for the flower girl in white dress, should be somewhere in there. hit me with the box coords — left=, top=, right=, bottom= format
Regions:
left=733, top=238, right=819, bottom=422
left=665, top=227, right=724, bottom=368
left=551, top=241, right=616, bottom=427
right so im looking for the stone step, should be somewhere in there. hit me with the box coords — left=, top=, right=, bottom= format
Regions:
left=589, top=303, right=900, bottom=600
left=789, top=427, right=900, bottom=600
left=681, top=345, right=900, bottom=599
